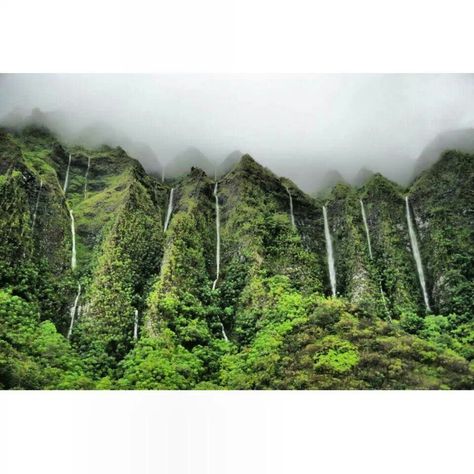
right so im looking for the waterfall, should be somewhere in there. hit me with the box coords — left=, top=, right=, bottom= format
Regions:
left=211, top=182, right=228, bottom=340
left=67, top=283, right=81, bottom=339
left=63, top=154, right=72, bottom=193
left=220, top=321, right=228, bottom=341
left=360, top=199, right=373, bottom=259
left=405, top=196, right=431, bottom=312
left=69, top=209, right=77, bottom=270
left=212, top=182, right=221, bottom=291
left=323, top=205, right=337, bottom=296
left=133, top=309, right=139, bottom=340
left=163, top=187, right=175, bottom=232
left=285, top=186, right=296, bottom=228
left=83, top=155, right=91, bottom=199
left=31, top=179, right=43, bottom=231
left=161, top=168, right=165, bottom=183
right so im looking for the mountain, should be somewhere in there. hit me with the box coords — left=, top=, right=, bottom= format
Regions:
left=313, top=169, right=347, bottom=197
left=352, top=167, right=375, bottom=187
left=0, top=126, right=473, bottom=389
left=165, top=147, right=215, bottom=178
left=217, top=150, right=243, bottom=176
left=415, top=128, right=474, bottom=176
left=1, top=109, right=163, bottom=175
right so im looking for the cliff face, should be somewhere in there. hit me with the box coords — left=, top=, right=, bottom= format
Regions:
left=410, top=151, right=474, bottom=319
left=1, top=127, right=473, bottom=389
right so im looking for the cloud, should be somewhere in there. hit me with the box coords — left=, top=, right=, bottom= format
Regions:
left=1, top=74, right=473, bottom=190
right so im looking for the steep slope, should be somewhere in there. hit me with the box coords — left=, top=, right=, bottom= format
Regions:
left=409, top=151, right=474, bottom=319
left=322, top=183, right=384, bottom=316
left=1, top=126, right=169, bottom=377
left=57, top=146, right=168, bottom=375
left=0, top=127, right=77, bottom=330
left=217, top=155, right=325, bottom=343
left=73, top=166, right=166, bottom=375
left=145, top=167, right=217, bottom=341
left=359, top=174, right=425, bottom=316
left=1, top=128, right=473, bottom=389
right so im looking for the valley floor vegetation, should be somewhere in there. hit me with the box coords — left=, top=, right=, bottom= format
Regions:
left=0, top=126, right=473, bottom=389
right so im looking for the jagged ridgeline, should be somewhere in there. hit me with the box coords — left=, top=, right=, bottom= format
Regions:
left=0, top=126, right=473, bottom=389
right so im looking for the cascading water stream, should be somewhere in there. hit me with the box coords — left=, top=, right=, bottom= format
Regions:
left=220, top=322, right=229, bottom=342
left=163, top=188, right=175, bottom=232
left=359, top=199, right=373, bottom=259
left=405, top=196, right=431, bottom=312
left=211, top=182, right=228, bottom=341
left=67, top=283, right=81, bottom=339
left=323, top=205, right=337, bottom=297
left=212, top=183, right=221, bottom=291
left=83, top=155, right=91, bottom=199
left=133, top=309, right=139, bottom=340
left=31, top=179, right=43, bottom=231
left=63, top=154, right=72, bottom=193
left=69, top=209, right=77, bottom=270
left=285, top=186, right=296, bottom=228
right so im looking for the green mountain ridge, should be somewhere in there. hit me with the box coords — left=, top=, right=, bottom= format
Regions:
left=0, top=126, right=473, bottom=389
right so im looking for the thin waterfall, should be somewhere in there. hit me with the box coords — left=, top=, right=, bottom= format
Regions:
left=31, top=179, right=43, bottom=231
left=63, top=154, right=72, bottom=193
left=83, top=155, right=91, bottom=199
left=161, top=168, right=165, bottom=183
left=323, top=205, right=337, bottom=297
left=163, top=187, right=175, bottom=232
left=212, top=182, right=228, bottom=340
left=212, top=182, right=221, bottom=291
left=133, top=309, right=139, bottom=340
left=285, top=186, right=296, bottom=228
left=69, top=209, right=77, bottom=270
left=405, top=196, right=431, bottom=312
left=359, top=199, right=373, bottom=259
left=67, top=283, right=81, bottom=339
left=220, top=321, right=228, bottom=341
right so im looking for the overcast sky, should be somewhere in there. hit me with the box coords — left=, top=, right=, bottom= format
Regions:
left=1, top=74, right=473, bottom=189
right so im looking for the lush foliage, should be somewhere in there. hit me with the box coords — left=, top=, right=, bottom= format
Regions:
left=0, top=128, right=472, bottom=389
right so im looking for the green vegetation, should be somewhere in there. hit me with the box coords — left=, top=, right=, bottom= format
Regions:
left=0, top=127, right=473, bottom=389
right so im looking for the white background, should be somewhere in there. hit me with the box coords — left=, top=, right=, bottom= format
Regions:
left=1, top=1, right=473, bottom=472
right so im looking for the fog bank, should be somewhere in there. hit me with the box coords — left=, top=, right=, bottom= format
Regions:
left=1, top=74, right=473, bottom=191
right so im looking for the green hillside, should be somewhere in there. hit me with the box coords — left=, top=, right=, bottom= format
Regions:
left=0, top=127, right=472, bottom=389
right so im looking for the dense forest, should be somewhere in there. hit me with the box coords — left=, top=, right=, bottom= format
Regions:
left=0, top=125, right=473, bottom=389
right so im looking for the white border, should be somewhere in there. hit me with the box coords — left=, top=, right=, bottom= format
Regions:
left=1, top=1, right=473, bottom=472
left=1, top=0, right=474, bottom=72
left=2, top=391, right=473, bottom=473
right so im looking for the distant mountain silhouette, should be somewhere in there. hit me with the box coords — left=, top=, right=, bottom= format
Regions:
left=415, top=128, right=474, bottom=176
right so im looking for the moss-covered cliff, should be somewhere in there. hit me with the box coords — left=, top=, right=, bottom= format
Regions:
left=1, top=127, right=472, bottom=389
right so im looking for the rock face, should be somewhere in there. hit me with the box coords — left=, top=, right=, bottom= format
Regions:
left=410, top=150, right=474, bottom=318
left=1, top=126, right=473, bottom=390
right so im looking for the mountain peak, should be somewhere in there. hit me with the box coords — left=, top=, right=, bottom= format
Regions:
left=167, top=147, right=214, bottom=177
left=238, top=153, right=258, bottom=168
left=217, top=150, right=243, bottom=177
